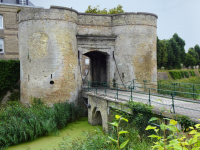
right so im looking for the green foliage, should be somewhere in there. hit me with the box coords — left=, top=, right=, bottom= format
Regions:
left=173, top=33, right=186, bottom=64
left=170, top=38, right=181, bottom=69
left=128, top=101, right=153, bottom=134
left=189, top=71, right=196, bottom=77
left=157, top=33, right=200, bottom=69
left=157, top=37, right=168, bottom=69
left=165, top=39, right=175, bottom=69
left=59, top=119, right=152, bottom=150
left=157, top=77, right=200, bottom=99
left=85, top=4, right=124, bottom=14
left=161, top=37, right=182, bottom=69
left=17, top=9, right=22, bottom=13
left=175, top=115, right=196, bottom=131
left=146, top=117, right=200, bottom=150
left=108, top=115, right=129, bottom=150
left=0, top=98, right=83, bottom=149
left=180, top=71, right=185, bottom=78
left=108, top=4, right=124, bottom=14
left=167, top=71, right=192, bottom=79
left=184, top=71, right=189, bottom=78
left=169, top=71, right=182, bottom=79
left=188, top=47, right=199, bottom=63
left=7, top=91, right=20, bottom=102
left=194, top=44, right=200, bottom=59
left=0, top=60, right=20, bottom=102
left=184, top=53, right=197, bottom=68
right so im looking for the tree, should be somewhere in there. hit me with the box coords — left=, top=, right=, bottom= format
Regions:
left=157, top=37, right=168, bottom=68
left=188, top=47, right=199, bottom=63
left=164, top=40, right=175, bottom=69
left=169, top=38, right=181, bottom=69
left=85, top=5, right=124, bottom=14
left=172, top=33, right=186, bottom=63
left=184, top=53, right=196, bottom=68
left=108, top=4, right=124, bottom=14
left=194, top=44, right=200, bottom=59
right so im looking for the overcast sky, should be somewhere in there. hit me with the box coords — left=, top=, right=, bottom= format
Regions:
left=31, top=0, right=200, bottom=52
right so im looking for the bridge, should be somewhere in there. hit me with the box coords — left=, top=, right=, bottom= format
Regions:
left=82, top=81, right=200, bottom=132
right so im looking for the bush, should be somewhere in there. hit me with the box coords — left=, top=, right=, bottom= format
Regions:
left=128, top=101, right=153, bottom=134
left=183, top=71, right=189, bottom=78
left=0, top=60, right=20, bottom=102
left=0, top=98, right=83, bottom=149
left=189, top=70, right=196, bottom=77
left=146, top=117, right=200, bottom=150
left=59, top=120, right=152, bottom=150
left=175, top=115, right=195, bottom=131
left=180, top=71, right=185, bottom=78
left=169, top=71, right=182, bottom=80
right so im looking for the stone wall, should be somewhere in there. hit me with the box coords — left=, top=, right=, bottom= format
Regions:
left=18, top=8, right=81, bottom=105
left=112, top=13, right=157, bottom=88
left=18, top=6, right=157, bottom=105
left=0, top=4, right=40, bottom=60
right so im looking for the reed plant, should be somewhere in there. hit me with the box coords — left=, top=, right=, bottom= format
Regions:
left=0, top=98, right=83, bottom=150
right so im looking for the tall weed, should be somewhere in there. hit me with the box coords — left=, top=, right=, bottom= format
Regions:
left=0, top=98, right=83, bottom=150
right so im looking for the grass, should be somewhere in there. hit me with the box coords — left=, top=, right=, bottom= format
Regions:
left=0, top=98, right=83, bottom=150
left=6, top=117, right=103, bottom=150
left=158, top=76, right=200, bottom=99
left=157, top=69, right=199, bottom=72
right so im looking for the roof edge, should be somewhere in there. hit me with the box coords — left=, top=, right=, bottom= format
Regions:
left=0, top=3, right=43, bottom=8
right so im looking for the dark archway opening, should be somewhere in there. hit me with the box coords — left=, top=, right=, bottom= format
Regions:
left=92, top=107, right=102, bottom=125
left=84, top=51, right=107, bottom=83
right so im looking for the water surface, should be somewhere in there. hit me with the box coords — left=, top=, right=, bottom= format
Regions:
left=6, top=117, right=102, bottom=150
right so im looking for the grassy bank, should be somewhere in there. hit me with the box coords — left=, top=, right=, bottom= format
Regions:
left=7, top=117, right=102, bottom=150
left=158, top=76, right=200, bottom=99
left=158, top=69, right=200, bottom=72
left=0, top=98, right=83, bottom=150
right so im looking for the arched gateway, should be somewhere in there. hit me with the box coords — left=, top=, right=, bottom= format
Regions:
left=77, top=35, right=116, bottom=83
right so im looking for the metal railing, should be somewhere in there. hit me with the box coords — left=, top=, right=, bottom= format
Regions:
left=85, top=80, right=200, bottom=115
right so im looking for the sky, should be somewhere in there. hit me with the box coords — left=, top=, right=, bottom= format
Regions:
left=31, top=0, right=200, bottom=52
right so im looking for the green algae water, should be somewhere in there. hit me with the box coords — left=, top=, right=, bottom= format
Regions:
left=6, top=117, right=102, bottom=150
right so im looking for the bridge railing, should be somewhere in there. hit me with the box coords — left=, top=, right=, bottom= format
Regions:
left=131, top=79, right=200, bottom=99
left=86, top=81, right=200, bottom=115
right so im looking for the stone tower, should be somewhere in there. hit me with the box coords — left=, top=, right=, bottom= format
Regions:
left=18, top=6, right=158, bottom=105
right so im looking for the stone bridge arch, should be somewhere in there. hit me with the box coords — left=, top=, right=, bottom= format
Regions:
left=88, top=94, right=111, bottom=132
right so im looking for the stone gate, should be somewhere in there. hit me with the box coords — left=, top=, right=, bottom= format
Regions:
left=18, top=6, right=158, bottom=105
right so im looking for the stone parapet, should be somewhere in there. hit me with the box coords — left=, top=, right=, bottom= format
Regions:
left=19, top=8, right=78, bottom=23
